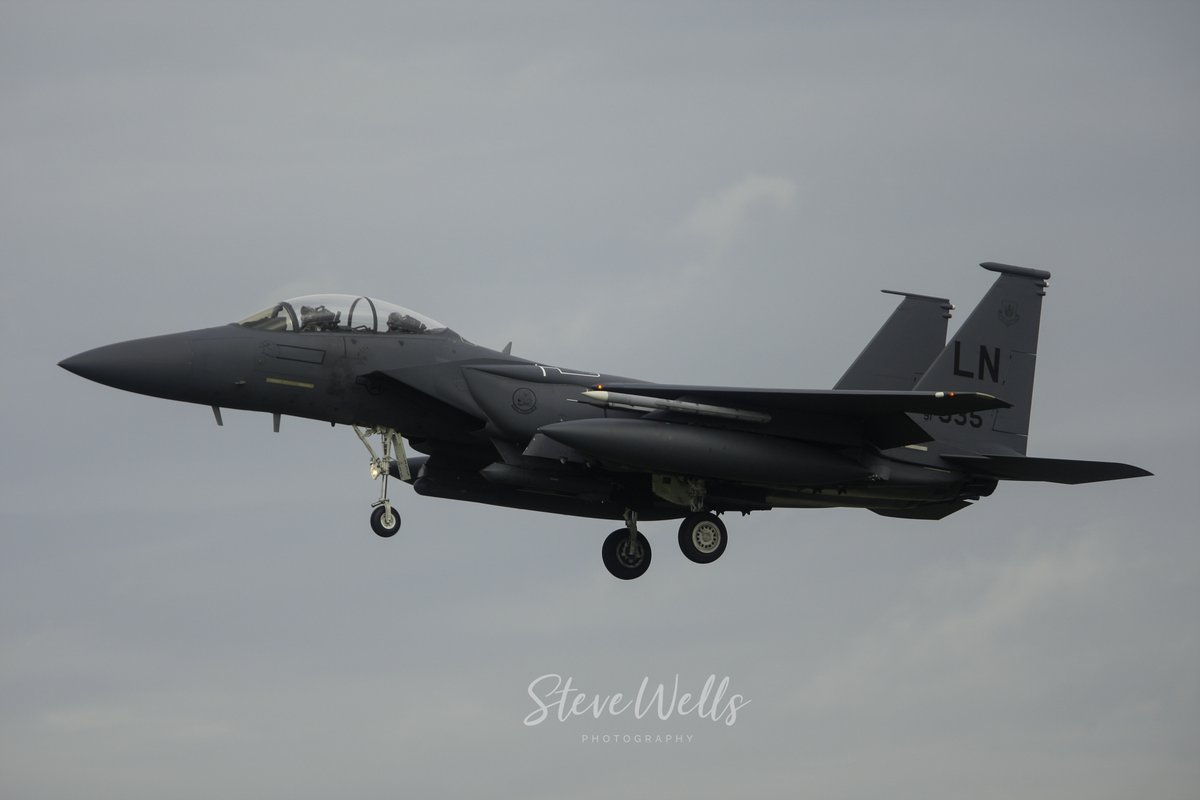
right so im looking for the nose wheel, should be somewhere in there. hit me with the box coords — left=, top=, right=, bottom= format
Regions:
left=370, top=505, right=401, bottom=537
left=354, top=425, right=410, bottom=539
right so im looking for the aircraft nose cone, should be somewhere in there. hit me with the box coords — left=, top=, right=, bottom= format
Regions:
left=59, top=333, right=195, bottom=399
left=56, top=352, right=90, bottom=377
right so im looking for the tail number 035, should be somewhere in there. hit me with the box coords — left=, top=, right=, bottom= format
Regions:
left=923, top=412, right=984, bottom=428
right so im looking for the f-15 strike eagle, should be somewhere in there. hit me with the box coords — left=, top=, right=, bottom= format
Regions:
left=60, top=263, right=1150, bottom=579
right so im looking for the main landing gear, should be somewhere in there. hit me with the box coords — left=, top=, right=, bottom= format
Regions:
left=354, top=425, right=409, bottom=538
left=601, top=510, right=652, bottom=580
left=677, top=512, right=728, bottom=564
left=600, top=510, right=730, bottom=580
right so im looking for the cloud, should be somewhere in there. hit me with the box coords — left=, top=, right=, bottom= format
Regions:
left=673, top=175, right=799, bottom=254
left=790, top=535, right=1113, bottom=713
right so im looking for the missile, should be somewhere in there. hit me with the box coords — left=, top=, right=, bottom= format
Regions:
left=578, top=390, right=771, bottom=423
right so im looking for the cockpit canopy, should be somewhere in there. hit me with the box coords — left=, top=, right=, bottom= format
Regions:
left=237, top=294, right=449, bottom=335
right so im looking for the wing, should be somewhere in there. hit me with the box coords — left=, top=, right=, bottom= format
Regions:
left=584, top=383, right=1009, bottom=449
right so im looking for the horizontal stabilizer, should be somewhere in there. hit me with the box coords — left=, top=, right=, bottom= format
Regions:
left=943, top=454, right=1152, bottom=485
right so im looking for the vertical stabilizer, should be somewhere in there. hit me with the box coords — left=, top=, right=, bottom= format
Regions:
left=835, top=291, right=953, bottom=390
left=914, top=263, right=1051, bottom=455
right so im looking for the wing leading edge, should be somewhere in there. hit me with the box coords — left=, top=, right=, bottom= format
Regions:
left=592, top=383, right=1009, bottom=416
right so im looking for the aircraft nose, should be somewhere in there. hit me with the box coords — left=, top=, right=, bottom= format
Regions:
left=59, top=333, right=195, bottom=399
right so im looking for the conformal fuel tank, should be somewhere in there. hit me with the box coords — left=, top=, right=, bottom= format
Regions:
left=539, top=418, right=869, bottom=486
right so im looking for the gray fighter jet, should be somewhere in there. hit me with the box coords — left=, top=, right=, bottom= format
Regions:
left=59, top=263, right=1150, bottom=579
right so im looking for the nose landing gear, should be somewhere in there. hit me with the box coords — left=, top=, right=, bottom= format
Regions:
left=370, top=505, right=401, bottom=537
left=354, top=426, right=410, bottom=538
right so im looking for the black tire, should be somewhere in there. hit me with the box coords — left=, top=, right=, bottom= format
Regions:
left=601, top=528, right=652, bottom=580
left=678, top=512, right=727, bottom=564
left=370, top=505, right=401, bottom=538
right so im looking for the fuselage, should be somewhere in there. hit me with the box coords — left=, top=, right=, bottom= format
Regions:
left=60, top=319, right=977, bottom=522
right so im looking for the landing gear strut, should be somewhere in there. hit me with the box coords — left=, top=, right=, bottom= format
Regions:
left=354, top=425, right=409, bottom=538
left=601, top=509, right=652, bottom=580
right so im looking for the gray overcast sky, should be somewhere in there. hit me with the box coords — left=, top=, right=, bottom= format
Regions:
left=2, top=2, right=1198, bottom=797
